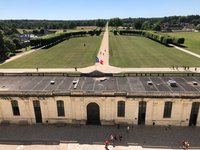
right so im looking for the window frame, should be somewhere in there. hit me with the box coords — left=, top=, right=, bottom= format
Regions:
left=57, top=100, right=65, bottom=117
left=11, top=100, right=20, bottom=116
left=117, top=101, right=125, bottom=117
left=163, top=101, right=173, bottom=118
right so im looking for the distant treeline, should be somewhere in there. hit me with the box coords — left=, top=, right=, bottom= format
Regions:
left=1, top=15, right=199, bottom=34
left=0, top=19, right=107, bottom=31
left=109, top=15, right=200, bottom=31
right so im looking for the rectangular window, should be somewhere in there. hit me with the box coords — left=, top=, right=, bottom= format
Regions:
left=118, top=101, right=125, bottom=117
left=57, top=101, right=65, bottom=117
left=163, top=102, right=172, bottom=118
left=11, top=100, right=20, bottom=116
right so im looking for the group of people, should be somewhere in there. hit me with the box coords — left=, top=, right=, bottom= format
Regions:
left=171, top=66, right=198, bottom=71
left=172, top=66, right=190, bottom=70
left=100, top=49, right=106, bottom=55
left=104, top=134, right=123, bottom=149
left=182, top=140, right=190, bottom=150
left=104, top=125, right=130, bottom=149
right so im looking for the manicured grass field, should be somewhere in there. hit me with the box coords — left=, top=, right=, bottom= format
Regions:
left=0, top=36, right=102, bottom=68
left=109, top=33, right=200, bottom=67
left=167, top=32, right=200, bottom=55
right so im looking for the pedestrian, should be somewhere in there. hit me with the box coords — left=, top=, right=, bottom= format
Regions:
left=184, top=141, right=190, bottom=150
left=104, top=139, right=109, bottom=149
left=110, top=134, right=114, bottom=142
left=114, top=134, right=117, bottom=141
left=117, top=124, right=120, bottom=129
left=36, top=68, right=38, bottom=72
left=119, top=135, right=122, bottom=141
left=195, top=67, right=197, bottom=71
left=126, top=125, right=130, bottom=133
left=182, top=140, right=190, bottom=150
left=75, top=67, right=77, bottom=72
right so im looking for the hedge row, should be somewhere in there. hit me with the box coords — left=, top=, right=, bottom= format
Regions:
left=88, top=27, right=102, bottom=36
left=117, top=30, right=185, bottom=45
left=119, top=30, right=142, bottom=35
left=142, top=31, right=185, bottom=45
left=142, top=31, right=172, bottom=45
left=30, top=30, right=99, bottom=47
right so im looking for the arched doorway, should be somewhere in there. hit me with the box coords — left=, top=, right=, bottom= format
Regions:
left=87, top=103, right=100, bottom=125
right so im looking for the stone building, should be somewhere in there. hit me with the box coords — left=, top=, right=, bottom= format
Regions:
left=0, top=74, right=199, bottom=126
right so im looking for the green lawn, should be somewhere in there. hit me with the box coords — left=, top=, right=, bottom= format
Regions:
left=109, top=33, right=200, bottom=67
left=0, top=36, right=102, bottom=68
left=167, top=32, right=200, bottom=55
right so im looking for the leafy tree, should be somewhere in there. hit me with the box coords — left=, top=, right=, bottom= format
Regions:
left=142, top=21, right=152, bottom=30
left=0, top=30, right=7, bottom=61
left=109, top=18, right=122, bottom=27
left=197, top=24, right=200, bottom=31
left=69, top=22, right=76, bottom=29
left=96, top=19, right=106, bottom=27
left=40, top=29, right=45, bottom=34
left=13, top=38, right=22, bottom=50
left=178, top=16, right=187, bottom=23
left=23, top=30, right=28, bottom=34
left=33, top=29, right=39, bottom=35
left=153, top=23, right=161, bottom=31
left=0, top=30, right=4, bottom=50
left=134, top=21, right=142, bottom=30
left=4, top=38, right=16, bottom=53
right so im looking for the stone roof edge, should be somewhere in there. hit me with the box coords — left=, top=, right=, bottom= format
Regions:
left=0, top=91, right=200, bottom=99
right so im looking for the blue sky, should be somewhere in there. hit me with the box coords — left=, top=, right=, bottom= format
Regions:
left=0, top=0, right=200, bottom=20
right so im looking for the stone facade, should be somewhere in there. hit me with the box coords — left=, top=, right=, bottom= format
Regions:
left=0, top=95, right=199, bottom=126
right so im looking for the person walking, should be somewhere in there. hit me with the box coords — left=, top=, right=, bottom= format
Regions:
left=126, top=125, right=130, bottom=133
left=110, top=134, right=114, bottom=142
left=104, top=139, right=109, bottom=149
left=119, top=135, right=122, bottom=141
left=182, top=140, right=190, bottom=150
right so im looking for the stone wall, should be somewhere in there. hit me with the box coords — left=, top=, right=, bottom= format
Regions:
left=0, top=96, right=200, bottom=126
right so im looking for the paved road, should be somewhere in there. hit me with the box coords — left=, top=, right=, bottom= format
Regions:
left=0, top=124, right=199, bottom=150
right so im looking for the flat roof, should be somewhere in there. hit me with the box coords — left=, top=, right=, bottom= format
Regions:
left=0, top=76, right=200, bottom=98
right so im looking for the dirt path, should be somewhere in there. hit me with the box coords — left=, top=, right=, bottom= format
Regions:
left=96, top=24, right=109, bottom=66
left=0, top=47, right=44, bottom=65
left=169, top=44, right=200, bottom=59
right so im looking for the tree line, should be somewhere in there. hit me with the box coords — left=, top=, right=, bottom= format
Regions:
left=109, top=15, right=200, bottom=31
left=0, top=30, right=22, bottom=62
left=0, top=19, right=107, bottom=30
